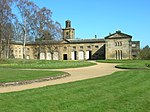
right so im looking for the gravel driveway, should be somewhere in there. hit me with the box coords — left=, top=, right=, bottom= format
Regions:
left=0, top=62, right=122, bottom=93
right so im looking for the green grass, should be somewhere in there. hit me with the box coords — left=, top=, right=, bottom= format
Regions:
left=0, top=70, right=150, bottom=112
left=97, top=59, right=149, bottom=63
left=0, top=68, right=64, bottom=83
left=97, top=60, right=150, bottom=69
left=0, top=59, right=96, bottom=69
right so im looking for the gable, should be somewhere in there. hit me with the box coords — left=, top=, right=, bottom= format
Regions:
left=105, top=31, right=132, bottom=39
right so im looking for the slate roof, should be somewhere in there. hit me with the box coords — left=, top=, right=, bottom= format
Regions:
left=66, top=38, right=105, bottom=43
left=10, top=31, right=133, bottom=45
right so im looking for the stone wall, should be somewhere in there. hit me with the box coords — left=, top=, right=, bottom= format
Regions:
left=25, top=42, right=106, bottom=60
left=106, top=38, right=132, bottom=60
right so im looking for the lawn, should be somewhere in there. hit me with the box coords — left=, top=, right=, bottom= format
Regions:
left=97, top=60, right=150, bottom=69
left=0, top=68, right=65, bottom=83
left=0, top=70, right=150, bottom=112
left=0, top=59, right=95, bottom=69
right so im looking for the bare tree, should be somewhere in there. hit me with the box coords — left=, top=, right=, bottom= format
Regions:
left=15, top=0, right=38, bottom=59
left=31, top=7, right=62, bottom=59
left=0, top=0, right=16, bottom=59
left=0, top=0, right=62, bottom=59
left=15, top=0, right=62, bottom=59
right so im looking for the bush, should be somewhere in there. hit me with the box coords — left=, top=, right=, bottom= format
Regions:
left=147, top=64, right=150, bottom=67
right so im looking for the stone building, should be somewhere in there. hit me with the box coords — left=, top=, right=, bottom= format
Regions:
left=9, top=20, right=140, bottom=60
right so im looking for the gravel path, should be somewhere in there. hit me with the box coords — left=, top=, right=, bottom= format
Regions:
left=0, top=62, right=122, bottom=93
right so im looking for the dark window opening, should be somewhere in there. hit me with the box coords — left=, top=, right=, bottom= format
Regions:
left=63, top=54, right=67, bottom=60
left=89, top=51, right=92, bottom=60
left=66, top=32, right=69, bottom=35
left=74, top=51, right=77, bottom=60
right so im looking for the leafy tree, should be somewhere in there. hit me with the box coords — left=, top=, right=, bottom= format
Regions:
left=139, top=45, right=150, bottom=60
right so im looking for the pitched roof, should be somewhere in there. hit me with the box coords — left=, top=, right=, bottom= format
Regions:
left=66, top=38, right=105, bottom=43
left=105, top=30, right=132, bottom=39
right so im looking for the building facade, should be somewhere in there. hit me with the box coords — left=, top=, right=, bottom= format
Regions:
left=9, top=20, right=140, bottom=60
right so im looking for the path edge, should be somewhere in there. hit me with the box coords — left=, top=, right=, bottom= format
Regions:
left=0, top=73, right=71, bottom=87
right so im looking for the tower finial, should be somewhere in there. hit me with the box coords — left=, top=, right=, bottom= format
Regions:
left=66, top=20, right=71, bottom=28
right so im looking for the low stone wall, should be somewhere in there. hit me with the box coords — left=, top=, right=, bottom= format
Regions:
left=115, top=65, right=149, bottom=70
left=0, top=73, right=70, bottom=87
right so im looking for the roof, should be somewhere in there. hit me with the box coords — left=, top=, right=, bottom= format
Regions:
left=10, top=38, right=106, bottom=45
left=105, top=31, right=132, bottom=39
left=29, top=40, right=62, bottom=45
left=62, top=28, right=75, bottom=30
left=66, top=38, right=105, bottom=43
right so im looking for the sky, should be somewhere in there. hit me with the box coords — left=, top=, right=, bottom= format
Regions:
left=32, top=0, right=150, bottom=48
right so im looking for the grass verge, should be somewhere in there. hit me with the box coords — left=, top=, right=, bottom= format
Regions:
left=97, top=60, right=150, bottom=69
left=0, top=59, right=96, bottom=69
left=0, top=68, right=65, bottom=83
left=0, top=70, right=150, bottom=112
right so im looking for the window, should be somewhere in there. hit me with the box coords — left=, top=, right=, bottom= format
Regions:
left=115, top=41, right=122, bottom=46
left=66, top=32, right=69, bottom=35
left=120, top=42, right=122, bottom=46
left=95, top=45, right=99, bottom=48
left=73, top=46, right=76, bottom=50
left=55, top=47, right=58, bottom=50
left=115, top=50, right=123, bottom=60
left=87, top=46, right=91, bottom=49
left=115, top=42, right=117, bottom=46
left=19, top=50, right=21, bottom=53
left=80, top=46, right=83, bottom=49
left=132, top=44, right=136, bottom=47
left=64, top=47, right=67, bottom=51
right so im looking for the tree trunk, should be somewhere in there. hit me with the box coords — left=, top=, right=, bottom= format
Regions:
left=6, top=39, right=10, bottom=59
left=23, top=19, right=27, bottom=59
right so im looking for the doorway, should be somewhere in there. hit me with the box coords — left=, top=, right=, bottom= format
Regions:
left=74, top=51, right=77, bottom=60
left=89, top=51, right=92, bottom=60
left=71, top=51, right=77, bottom=60
left=86, top=51, right=92, bottom=60
left=63, top=54, right=67, bottom=60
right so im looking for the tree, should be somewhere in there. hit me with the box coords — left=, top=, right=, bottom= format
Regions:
left=12, top=19, right=24, bottom=41
left=15, top=0, right=62, bottom=59
left=30, top=7, right=62, bottom=59
left=15, top=0, right=38, bottom=59
left=0, top=0, right=62, bottom=59
left=139, top=45, right=150, bottom=60
left=0, top=0, right=16, bottom=59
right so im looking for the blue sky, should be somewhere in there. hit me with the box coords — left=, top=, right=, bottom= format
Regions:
left=33, top=0, right=150, bottom=48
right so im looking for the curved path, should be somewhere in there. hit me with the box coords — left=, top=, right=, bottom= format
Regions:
left=0, top=62, right=122, bottom=93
